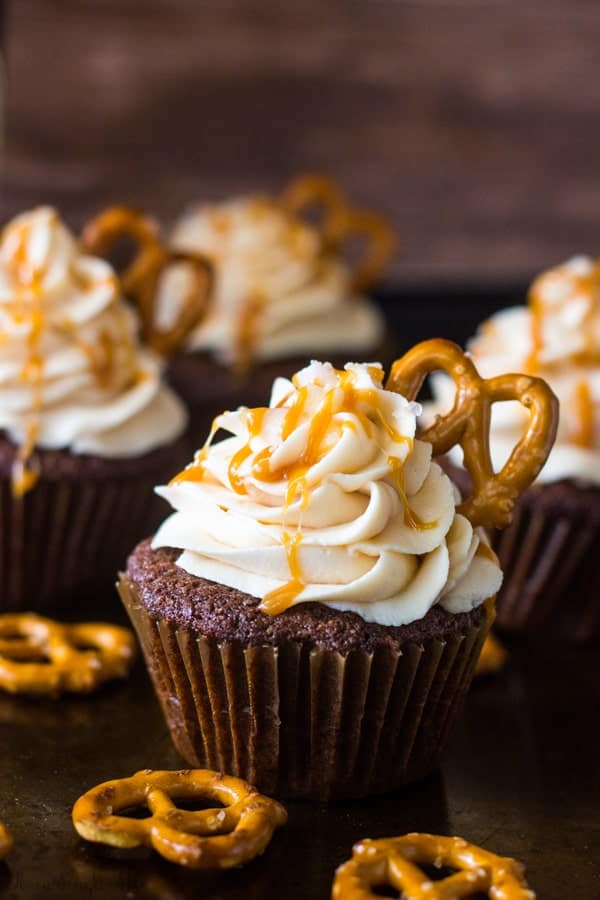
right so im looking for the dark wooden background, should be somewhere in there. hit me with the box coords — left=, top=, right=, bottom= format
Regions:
left=2, top=0, right=600, bottom=284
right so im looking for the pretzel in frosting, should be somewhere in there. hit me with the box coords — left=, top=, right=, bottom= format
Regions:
left=332, top=833, right=536, bottom=899
left=0, top=614, right=136, bottom=696
left=72, top=769, right=287, bottom=870
left=475, top=632, right=508, bottom=677
left=0, top=822, right=12, bottom=860
left=281, top=174, right=394, bottom=292
left=387, top=339, right=559, bottom=528
left=81, top=206, right=212, bottom=356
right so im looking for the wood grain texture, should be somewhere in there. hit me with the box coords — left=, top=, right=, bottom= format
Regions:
left=2, top=0, right=600, bottom=283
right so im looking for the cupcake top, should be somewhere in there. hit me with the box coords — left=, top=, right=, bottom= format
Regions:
left=153, top=360, right=502, bottom=627
left=169, top=180, right=392, bottom=368
left=428, top=256, right=600, bottom=484
left=0, top=207, right=187, bottom=493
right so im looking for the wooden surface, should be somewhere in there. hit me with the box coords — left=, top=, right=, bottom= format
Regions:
left=2, top=0, right=600, bottom=283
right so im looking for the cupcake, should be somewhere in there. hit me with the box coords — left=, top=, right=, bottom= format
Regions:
left=429, top=257, right=600, bottom=640
left=119, top=341, right=557, bottom=799
left=0, top=207, right=189, bottom=612
left=164, top=175, right=395, bottom=436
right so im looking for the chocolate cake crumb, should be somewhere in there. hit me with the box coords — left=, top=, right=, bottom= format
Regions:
left=0, top=434, right=189, bottom=482
left=126, top=538, right=486, bottom=655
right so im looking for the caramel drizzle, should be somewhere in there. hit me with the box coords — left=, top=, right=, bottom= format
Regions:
left=1, top=218, right=137, bottom=496
left=571, top=379, right=595, bottom=448
left=526, top=262, right=600, bottom=446
left=172, top=368, right=436, bottom=615
left=526, top=262, right=600, bottom=373
left=5, top=222, right=46, bottom=495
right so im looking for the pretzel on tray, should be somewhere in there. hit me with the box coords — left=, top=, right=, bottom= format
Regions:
left=0, top=614, right=136, bottom=696
left=386, top=339, right=559, bottom=529
left=0, top=822, right=12, bottom=860
left=81, top=205, right=213, bottom=356
left=332, top=833, right=536, bottom=899
left=281, top=174, right=395, bottom=292
left=72, top=769, right=287, bottom=870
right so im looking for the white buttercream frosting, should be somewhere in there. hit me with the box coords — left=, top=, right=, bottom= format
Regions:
left=427, top=256, right=600, bottom=485
left=0, top=207, right=187, bottom=469
left=153, top=361, right=501, bottom=626
left=168, top=196, right=384, bottom=364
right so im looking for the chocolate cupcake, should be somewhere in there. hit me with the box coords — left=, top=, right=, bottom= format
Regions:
left=119, top=343, right=557, bottom=799
left=165, top=175, right=395, bottom=438
left=0, top=207, right=189, bottom=612
left=429, top=257, right=600, bottom=640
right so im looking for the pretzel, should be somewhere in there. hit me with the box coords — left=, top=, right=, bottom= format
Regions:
left=72, top=769, right=287, bottom=870
left=332, top=833, right=536, bottom=899
left=281, top=174, right=394, bottom=291
left=386, top=339, right=558, bottom=528
left=81, top=205, right=212, bottom=356
left=0, top=614, right=136, bottom=696
left=475, top=632, right=508, bottom=677
left=0, top=822, right=12, bottom=860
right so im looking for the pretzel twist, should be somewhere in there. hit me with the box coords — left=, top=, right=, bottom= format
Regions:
left=332, top=834, right=536, bottom=899
left=0, top=614, right=136, bottom=696
left=72, top=769, right=287, bottom=870
left=386, top=339, right=558, bottom=528
left=281, top=174, right=394, bottom=291
left=0, top=822, right=12, bottom=860
left=81, top=205, right=212, bottom=356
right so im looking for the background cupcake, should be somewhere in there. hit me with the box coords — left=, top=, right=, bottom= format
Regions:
left=164, top=175, right=395, bottom=437
left=0, top=207, right=189, bottom=612
left=429, top=256, right=600, bottom=640
left=120, top=346, right=556, bottom=799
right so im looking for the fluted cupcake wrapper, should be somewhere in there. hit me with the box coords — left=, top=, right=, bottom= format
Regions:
left=493, top=485, right=600, bottom=641
left=0, top=474, right=170, bottom=615
left=119, top=575, right=492, bottom=800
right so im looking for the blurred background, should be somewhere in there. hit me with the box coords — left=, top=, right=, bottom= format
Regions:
left=1, top=0, right=600, bottom=287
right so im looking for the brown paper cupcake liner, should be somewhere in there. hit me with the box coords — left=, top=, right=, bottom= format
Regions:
left=0, top=476, right=163, bottom=614
left=492, top=481, right=600, bottom=641
left=440, top=458, right=600, bottom=641
left=119, top=575, right=492, bottom=800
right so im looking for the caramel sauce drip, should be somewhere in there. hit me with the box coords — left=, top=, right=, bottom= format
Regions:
left=525, top=266, right=600, bottom=373
left=525, top=263, right=599, bottom=449
left=169, top=416, right=222, bottom=485
left=571, top=379, right=595, bottom=448
left=261, top=531, right=304, bottom=615
left=388, top=456, right=437, bottom=531
left=2, top=217, right=133, bottom=497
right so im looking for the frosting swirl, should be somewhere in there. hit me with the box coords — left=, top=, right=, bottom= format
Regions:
left=168, top=196, right=384, bottom=365
left=0, top=207, right=187, bottom=491
left=153, top=361, right=501, bottom=626
left=428, top=256, right=600, bottom=484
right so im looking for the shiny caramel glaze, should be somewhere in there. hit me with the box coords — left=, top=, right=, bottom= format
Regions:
left=72, top=769, right=287, bottom=870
